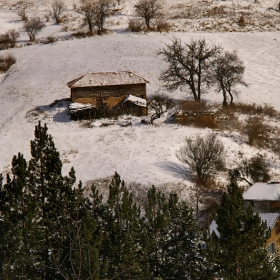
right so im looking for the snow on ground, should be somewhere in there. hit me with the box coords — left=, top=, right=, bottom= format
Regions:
left=0, top=0, right=280, bottom=193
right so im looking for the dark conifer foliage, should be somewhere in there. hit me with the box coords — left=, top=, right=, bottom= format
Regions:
left=0, top=153, right=37, bottom=279
left=143, top=185, right=169, bottom=278
left=3, top=122, right=277, bottom=279
left=160, top=193, right=213, bottom=280
left=207, top=179, right=280, bottom=280
left=100, top=172, right=144, bottom=279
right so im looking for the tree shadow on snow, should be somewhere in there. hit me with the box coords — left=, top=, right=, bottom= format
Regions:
left=155, top=161, right=187, bottom=180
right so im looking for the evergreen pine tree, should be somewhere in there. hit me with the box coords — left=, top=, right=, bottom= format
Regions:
left=160, top=193, right=213, bottom=280
left=207, top=179, right=280, bottom=279
left=100, top=172, right=144, bottom=279
left=0, top=122, right=104, bottom=279
left=59, top=181, right=102, bottom=280
left=0, top=153, right=38, bottom=279
left=143, top=185, right=169, bottom=279
left=27, top=122, right=65, bottom=279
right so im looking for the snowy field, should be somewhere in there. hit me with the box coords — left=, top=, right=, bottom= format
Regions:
left=0, top=0, right=280, bottom=195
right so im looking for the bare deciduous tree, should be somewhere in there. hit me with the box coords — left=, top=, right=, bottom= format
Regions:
left=177, top=132, right=224, bottom=185
left=158, top=38, right=222, bottom=102
left=147, top=92, right=174, bottom=124
left=23, top=17, right=45, bottom=42
left=209, top=51, right=247, bottom=106
left=229, top=154, right=271, bottom=187
left=50, top=0, right=66, bottom=24
left=77, top=0, right=115, bottom=35
left=134, top=0, right=163, bottom=29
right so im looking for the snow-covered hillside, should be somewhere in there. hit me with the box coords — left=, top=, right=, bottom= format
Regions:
left=1, top=0, right=280, bottom=195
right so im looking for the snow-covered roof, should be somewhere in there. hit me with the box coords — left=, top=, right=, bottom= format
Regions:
left=69, top=102, right=95, bottom=112
left=243, top=182, right=280, bottom=201
left=123, top=94, right=147, bottom=107
left=67, top=71, right=149, bottom=88
left=259, top=213, right=280, bottom=229
left=209, top=212, right=280, bottom=237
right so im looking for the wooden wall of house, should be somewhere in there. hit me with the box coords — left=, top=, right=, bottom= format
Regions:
left=71, top=84, right=147, bottom=108
left=266, top=219, right=280, bottom=255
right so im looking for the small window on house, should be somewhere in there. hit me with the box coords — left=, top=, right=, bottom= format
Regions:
left=268, top=242, right=276, bottom=255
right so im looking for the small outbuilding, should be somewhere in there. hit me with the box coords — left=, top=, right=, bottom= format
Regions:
left=243, top=182, right=280, bottom=212
left=67, top=71, right=149, bottom=118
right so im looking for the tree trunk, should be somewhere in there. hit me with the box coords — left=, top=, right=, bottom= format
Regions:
left=222, top=89, right=227, bottom=106
left=89, top=23, right=93, bottom=35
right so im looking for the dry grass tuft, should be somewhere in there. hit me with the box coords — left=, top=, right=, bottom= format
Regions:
left=128, top=18, right=145, bottom=32
left=221, top=103, right=279, bottom=119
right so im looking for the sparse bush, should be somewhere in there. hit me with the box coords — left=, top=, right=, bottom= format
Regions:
left=101, top=122, right=114, bottom=127
left=0, top=29, right=20, bottom=49
left=44, top=14, right=50, bottom=22
left=128, top=18, right=145, bottom=32
left=45, top=36, right=57, bottom=44
left=17, top=8, right=28, bottom=21
left=76, top=0, right=115, bottom=35
left=71, top=31, right=89, bottom=38
left=50, top=0, right=66, bottom=24
left=134, top=0, right=163, bottom=29
left=155, top=18, right=170, bottom=32
left=0, top=54, right=16, bottom=73
left=147, top=92, right=174, bottom=124
left=219, top=102, right=279, bottom=119
left=177, top=132, right=225, bottom=185
left=238, top=15, right=245, bottom=27
left=60, top=25, right=69, bottom=32
left=229, top=154, right=271, bottom=186
left=244, top=116, right=268, bottom=147
left=216, top=107, right=241, bottom=131
left=23, top=17, right=45, bottom=41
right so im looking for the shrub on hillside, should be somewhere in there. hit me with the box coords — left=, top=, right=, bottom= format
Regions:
left=45, top=36, right=57, bottom=44
left=0, top=29, right=20, bottom=50
left=16, top=8, right=28, bottom=21
left=128, top=18, right=145, bottom=32
left=238, top=15, right=245, bottom=27
left=134, top=0, right=163, bottom=30
left=177, top=132, right=225, bottom=185
left=0, top=54, right=16, bottom=73
left=155, top=18, right=171, bottom=32
left=221, top=102, right=278, bottom=118
left=23, top=17, right=45, bottom=42
left=244, top=116, right=268, bottom=147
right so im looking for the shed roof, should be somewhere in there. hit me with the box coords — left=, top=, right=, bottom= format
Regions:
left=209, top=212, right=280, bottom=237
left=123, top=94, right=147, bottom=107
left=67, top=71, right=149, bottom=88
left=243, top=182, right=280, bottom=201
left=69, top=102, right=96, bottom=112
